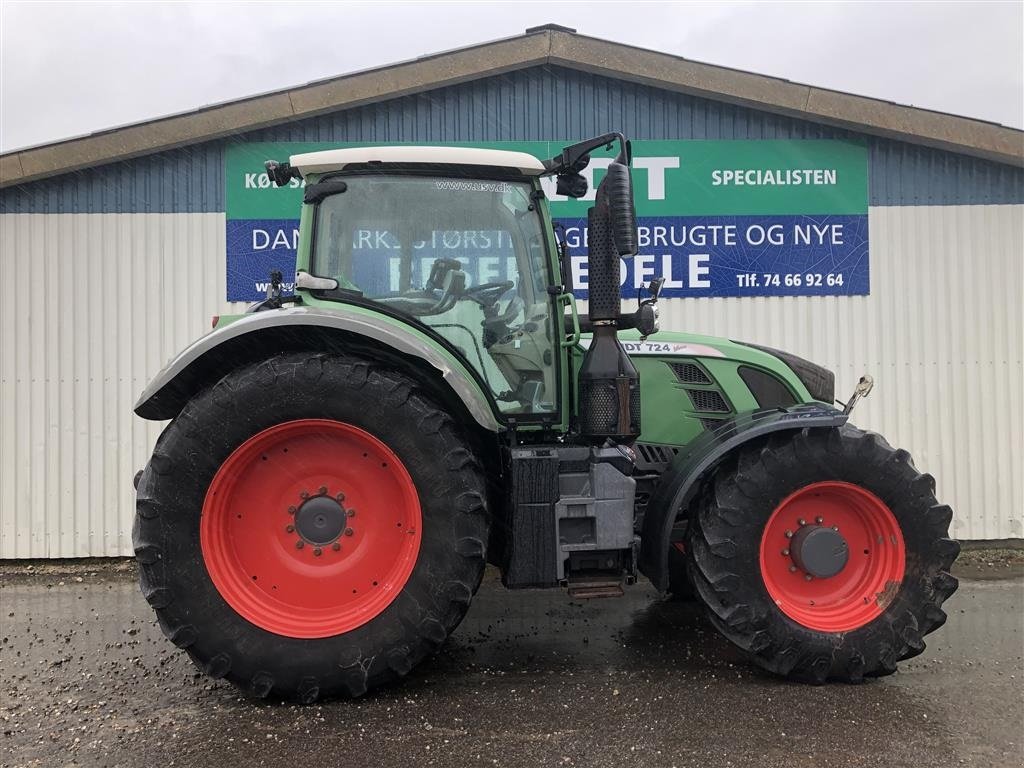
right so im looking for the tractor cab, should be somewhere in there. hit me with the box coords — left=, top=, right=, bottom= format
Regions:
left=279, top=147, right=563, bottom=417
left=264, top=136, right=653, bottom=437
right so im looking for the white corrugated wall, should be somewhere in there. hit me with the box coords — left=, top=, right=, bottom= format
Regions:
left=0, top=213, right=247, bottom=557
left=0, top=204, right=1021, bottom=557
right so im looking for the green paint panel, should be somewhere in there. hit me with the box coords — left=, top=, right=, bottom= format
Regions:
left=576, top=328, right=818, bottom=446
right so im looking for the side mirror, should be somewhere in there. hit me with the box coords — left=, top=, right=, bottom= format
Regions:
left=633, top=278, right=664, bottom=340
left=265, top=160, right=301, bottom=187
left=556, top=171, right=588, bottom=198
left=599, top=161, right=638, bottom=257
left=635, top=301, right=659, bottom=340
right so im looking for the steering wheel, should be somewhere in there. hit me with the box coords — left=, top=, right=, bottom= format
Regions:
left=463, top=280, right=515, bottom=308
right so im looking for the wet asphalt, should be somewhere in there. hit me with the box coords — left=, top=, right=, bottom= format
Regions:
left=0, top=565, right=1021, bottom=768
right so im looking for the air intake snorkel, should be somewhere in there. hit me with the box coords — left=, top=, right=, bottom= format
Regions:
left=547, top=134, right=642, bottom=443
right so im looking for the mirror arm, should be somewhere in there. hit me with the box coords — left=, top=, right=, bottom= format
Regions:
left=646, top=276, right=666, bottom=303
left=543, top=133, right=631, bottom=175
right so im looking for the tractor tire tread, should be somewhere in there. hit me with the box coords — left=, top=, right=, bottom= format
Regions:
left=133, top=351, right=489, bottom=702
left=686, top=422, right=959, bottom=683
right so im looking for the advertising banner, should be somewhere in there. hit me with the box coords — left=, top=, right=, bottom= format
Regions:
left=225, top=140, right=868, bottom=302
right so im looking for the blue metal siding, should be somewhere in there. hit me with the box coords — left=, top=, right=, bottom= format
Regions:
left=2, top=65, right=1021, bottom=213
left=870, top=140, right=1023, bottom=206
left=1, top=143, right=224, bottom=215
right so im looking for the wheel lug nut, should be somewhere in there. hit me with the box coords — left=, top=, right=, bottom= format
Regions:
left=336, top=492, right=346, bottom=502
left=314, top=547, right=322, bottom=557
left=299, top=490, right=309, bottom=499
left=805, top=574, right=813, bottom=581
left=318, top=486, right=327, bottom=495
left=347, top=509, right=355, bottom=517
left=295, top=540, right=304, bottom=549
left=287, top=506, right=296, bottom=515
left=285, top=524, right=295, bottom=533
left=798, top=518, right=806, bottom=526
left=832, top=525, right=839, bottom=531
left=785, top=530, right=793, bottom=539
left=344, top=528, right=354, bottom=537
left=815, top=516, right=823, bottom=524
left=781, top=549, right=790, bottom=556
left=332, top=542, right=341, bottom=551
left=788, top=565, right=797, bottom=573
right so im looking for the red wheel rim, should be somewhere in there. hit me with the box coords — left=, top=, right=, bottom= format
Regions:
left=200, top=419, right=421, bottom=638
left=759, top=481, right=905, bottom=632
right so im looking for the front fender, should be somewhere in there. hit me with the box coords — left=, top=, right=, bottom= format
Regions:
left=638, top=404, right=847, bottom=591
left=134, top=306, right=501, bottom=431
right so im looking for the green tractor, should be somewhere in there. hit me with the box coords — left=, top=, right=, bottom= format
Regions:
left=133, top=134, right=958, bottom=701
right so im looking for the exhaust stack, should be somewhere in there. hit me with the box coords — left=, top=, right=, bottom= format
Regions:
left=575, top=140, right=641, bottom=443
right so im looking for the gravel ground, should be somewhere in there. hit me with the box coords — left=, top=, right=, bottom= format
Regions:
left=953, top=547, right=1024, bottom=577
left=1, top=556, right=1021, bottom=768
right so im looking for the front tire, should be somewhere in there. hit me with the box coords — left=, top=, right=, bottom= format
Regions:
left=686, top=424, right=959, bottom=683
left=133, top=352, right=489, bottom=701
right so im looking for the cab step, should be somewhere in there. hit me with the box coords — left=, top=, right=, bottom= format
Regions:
left=566, top=573, right=625, bottom=599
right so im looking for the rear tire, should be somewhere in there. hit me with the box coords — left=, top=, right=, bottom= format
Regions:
left=133, top=352, right=489, bottom=701
left=686, top=424, right=959, bottom=683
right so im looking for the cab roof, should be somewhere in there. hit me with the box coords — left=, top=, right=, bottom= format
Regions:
left=289, top=146, right=547, bottom=177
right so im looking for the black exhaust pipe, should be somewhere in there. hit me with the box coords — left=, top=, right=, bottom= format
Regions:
left=576, top=142, right=641, bottom=443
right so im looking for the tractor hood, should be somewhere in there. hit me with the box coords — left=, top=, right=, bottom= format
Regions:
left=576, top=328, right=837, bottom=447
left=589, top=329, right=836, bottom=406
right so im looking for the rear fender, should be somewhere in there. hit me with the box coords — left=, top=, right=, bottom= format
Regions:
left=638, top=404, right=847, bottom=591
left=134, top=306, right=501, bottom=432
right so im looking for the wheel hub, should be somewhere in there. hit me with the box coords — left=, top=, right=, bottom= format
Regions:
left=759, top=481, right=906, bottom=633
left=294, top=495, right=346, bottom=546
left=790, top=524, right=848, bottom=578
left=200, top=419, right=422, bottom=639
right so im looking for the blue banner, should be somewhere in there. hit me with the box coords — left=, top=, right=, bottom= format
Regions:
left=561, top=214, right=868, bottom=299
left=227, top=218, right=301, bottom=299
left=226, top=214, right=868, bottom=301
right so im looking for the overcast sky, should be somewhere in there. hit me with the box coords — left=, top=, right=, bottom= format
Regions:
left=2, top=1, right=1022, bottom=152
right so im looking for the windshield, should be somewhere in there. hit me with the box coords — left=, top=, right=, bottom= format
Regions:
left=311, top=174, right=558, bottom=416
